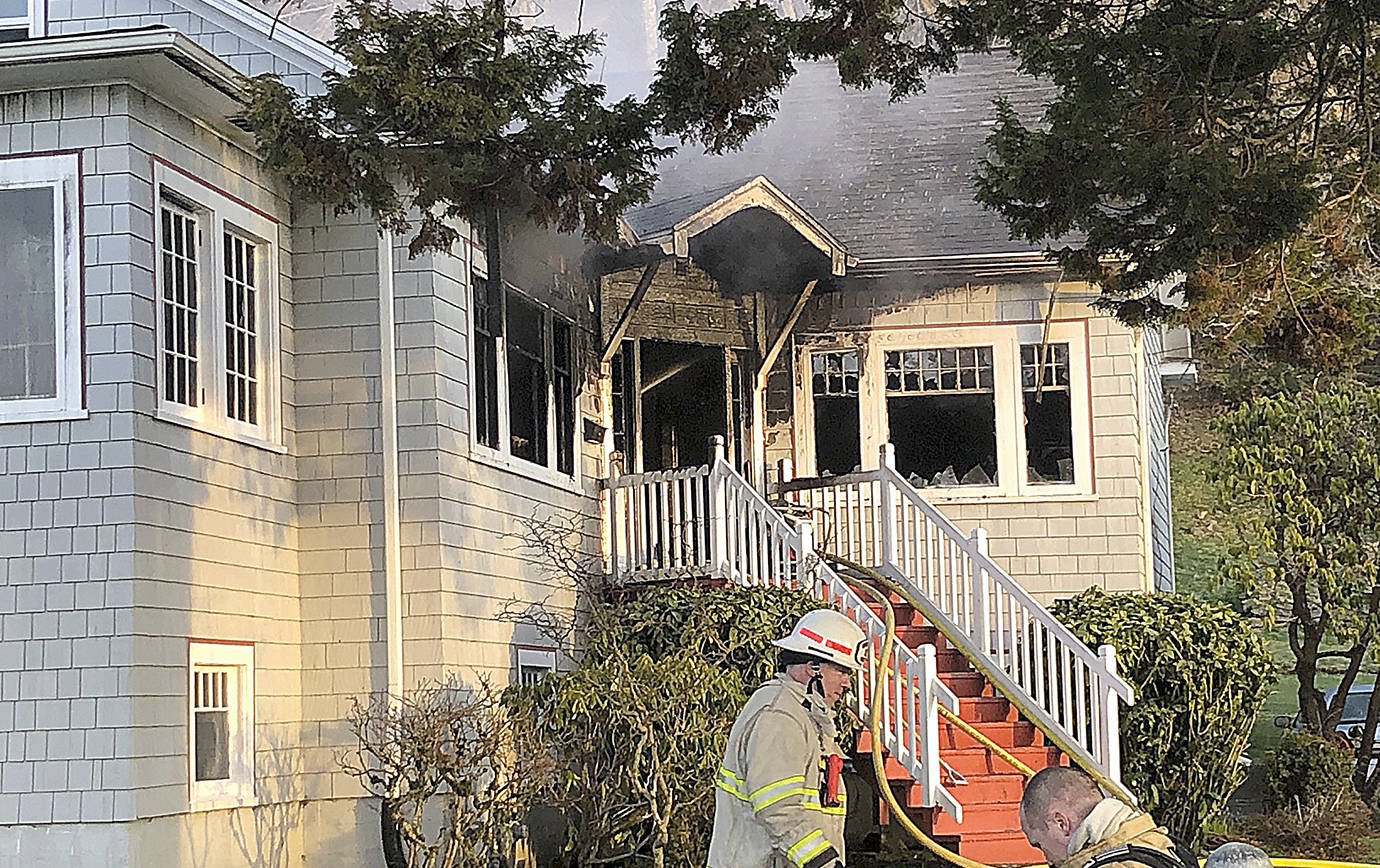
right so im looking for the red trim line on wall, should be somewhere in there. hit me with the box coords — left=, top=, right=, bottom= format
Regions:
left=152, top=156, right=279, bottom=224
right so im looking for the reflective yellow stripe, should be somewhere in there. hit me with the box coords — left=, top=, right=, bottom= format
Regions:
left=716, top=779, right=748, bottom=800
left=801, top=792, right=847, bottom=815
left=786, top=830, right=830, bottom=867
left=749, top=775, right=808, bottom=810
left=754, top=787, right=813, bottom=812
left=716, top=767, right=747, bottom=799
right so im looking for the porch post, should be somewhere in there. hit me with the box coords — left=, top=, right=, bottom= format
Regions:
left=878, top=443, right=897, bottom=568
left=969, top=528, right=991, bottom=651
left=1098, top=644, right=1123, bottom=783
left=709, top=435, right=729, bottom=577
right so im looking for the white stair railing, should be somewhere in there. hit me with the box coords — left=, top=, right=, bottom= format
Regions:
left=776, top=444, right=1136, bottom=791
left=605, top=437, right=964, bottom=819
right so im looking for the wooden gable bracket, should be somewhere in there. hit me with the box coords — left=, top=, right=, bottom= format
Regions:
left=600, top=259, right=663, bottom=365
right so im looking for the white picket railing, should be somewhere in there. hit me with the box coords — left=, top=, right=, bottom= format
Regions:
left=776, top=443, right=1135, bottom=790
left=606, top=437, right=964, bottom=819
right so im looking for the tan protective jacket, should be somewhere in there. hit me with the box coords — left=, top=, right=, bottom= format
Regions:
left=1061, top=807, right=1180, bottom=868
left=708, top=675, right=847, bottom=868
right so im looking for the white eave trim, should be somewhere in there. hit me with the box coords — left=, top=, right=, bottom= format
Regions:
left=193, top=0, right=346, bottom=72
left=637, top=175, right=853, bottom=276
left=0, top=28, right=246, bottom=97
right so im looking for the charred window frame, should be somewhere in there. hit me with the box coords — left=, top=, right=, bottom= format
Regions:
left=1021, top=343, right=1074, bottom=484
left=810, top=351, right=861, bottom=476
left=610, top=339, right=636, bottom=467
left=472, top=273, right=501, bottom=449
left=470, top=271, right=576, bottom=478
left=885, top=347, right=998, bottom=488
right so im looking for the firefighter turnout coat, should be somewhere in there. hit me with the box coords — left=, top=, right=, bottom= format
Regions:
left=708, top=674, right=847, bottom=868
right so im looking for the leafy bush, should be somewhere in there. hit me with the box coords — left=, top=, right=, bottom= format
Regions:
left=593, top=585, right=824, bottom=692
left=1052, top=588, right=1276, bottom=846
left=1234, top=732, right=1374, bottom=859
left=512, top=584, right=823, bottom=868
left=1263, top=731, right=1357, bottom=811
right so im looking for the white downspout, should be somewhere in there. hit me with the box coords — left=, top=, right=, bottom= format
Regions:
left=378, top=228, right=404, bottom=700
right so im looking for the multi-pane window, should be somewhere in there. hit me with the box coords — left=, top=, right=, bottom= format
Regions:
left=810, top=351, right=861, bottom=476
left=188, top=642, right=255, bottom=810
left=0, top=153, right=81, bottom=421
left=1021, top=343, right=1074, bottom=484
left=470, top=273, right=577, bottom=477
left=160, top=202, right=200, bottom=407
left=154, top=164, right=280, bottom=445
left=223, top=233, right=258, bottom=425
left=885, top=347, right=998, bottom=487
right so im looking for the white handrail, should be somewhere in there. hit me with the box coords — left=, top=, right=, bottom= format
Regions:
left=604, top=439, right=963, bottom=818
left=775, top=444, right=1135, bottom=790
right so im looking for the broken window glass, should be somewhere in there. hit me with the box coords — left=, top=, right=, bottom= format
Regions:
left=1021, top=343, right=1074, bottom=484
left=472, top=273, right=500, bottom=448
left=610, top=340, right=635, bottom=466
left=506, top=293, right=547, bottom=465
left=811, top=351, right=861, bottom=476
left=885, top=347, right=997, bottom=487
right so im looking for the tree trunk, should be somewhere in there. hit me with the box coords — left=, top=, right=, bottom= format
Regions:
left=381, top=797, right=409, bottom=868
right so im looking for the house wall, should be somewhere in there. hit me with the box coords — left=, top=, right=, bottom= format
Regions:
left=794, top=278, right=1152, bottom=601
left=1143, top=328, right=1174, bottom=591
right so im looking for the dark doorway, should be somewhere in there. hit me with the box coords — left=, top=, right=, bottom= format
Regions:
left=639, top=340, right=728, bottom=470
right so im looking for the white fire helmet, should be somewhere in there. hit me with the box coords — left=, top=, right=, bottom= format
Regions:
left=772, top=609, right=868, bottom=671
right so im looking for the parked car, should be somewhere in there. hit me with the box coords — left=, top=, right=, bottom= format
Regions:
left=1275, top=683, right=1379, bottom=751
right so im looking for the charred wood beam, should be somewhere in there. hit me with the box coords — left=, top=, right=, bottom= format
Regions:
left=757, top=279, right=817, bottom=385
left=601, top=260, right=662, bottom=364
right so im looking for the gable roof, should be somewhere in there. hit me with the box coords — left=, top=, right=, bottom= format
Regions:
left=635, top=52, right=1054, bottom=268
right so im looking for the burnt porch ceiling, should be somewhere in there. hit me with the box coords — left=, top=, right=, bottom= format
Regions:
left=607, top=173, right=852, bottom=295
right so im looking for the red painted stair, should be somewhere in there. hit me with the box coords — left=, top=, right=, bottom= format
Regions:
left=853, top=595, right=1065, bottom=865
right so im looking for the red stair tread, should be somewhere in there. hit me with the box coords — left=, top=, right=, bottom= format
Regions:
left=902, top=773, right=1027, bottom=807
left=952, top=829, right=1045, bottom=866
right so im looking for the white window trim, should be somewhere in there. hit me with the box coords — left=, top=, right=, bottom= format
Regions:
left=0, top=0, right=45, bottom=37
left=0, top=152, right=84, bottom=424
left=187, top=641, right=256, bottom=812
left=153, top=163, right=283, bottom=451
left=515, top=646, right=558, bottom=686
left=794, top=321, right=1095, bottom=501
left=466, top=256, right=582, bottom=491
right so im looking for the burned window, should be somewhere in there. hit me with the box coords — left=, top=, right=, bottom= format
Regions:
left=1022, top=343, right=1074, bottom=484
left=810, top=351, right=860, bottom=476
left=507, top=293, right=548, bottom=465
left=610, top=340, right=635, bottom=465
left=885, top=347, right=997, bottom=487
left=472, top=274, right=501, bottom=449
left=553, top=319, right=574, bottom=475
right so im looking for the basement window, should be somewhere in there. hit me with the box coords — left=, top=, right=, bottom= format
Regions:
left=885, top=347, right=998, bottom=487
left=516, top=647, right=557, bottom=687
left=810, top=351, right=861, bottom=476
left=188, top=642, right=255, bottom=811
left=1021, top=343, right=1075, bottom=484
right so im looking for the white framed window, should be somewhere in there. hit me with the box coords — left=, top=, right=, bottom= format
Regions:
left=154, top=163, right=282, bottom=449
left=0, top=0, right=44, bottom=41
left=469, top=262, right=578, bottom=483
left=796, top=321, right=1094, bottom=499
left=515, top=646, right=557, bottom=687
left=188, top=641, right=256, bottom=811
left=0, top=152, right=83, bottom=423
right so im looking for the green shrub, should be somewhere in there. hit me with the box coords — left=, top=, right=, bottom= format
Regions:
left=1263, top=731, right=1357, bottom=812
left=592, top=584, right=824, bottom=691
left=1052, top=588, right=1276, bottom=846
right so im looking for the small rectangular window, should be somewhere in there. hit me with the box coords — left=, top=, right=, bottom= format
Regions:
left=1021, top=343, right=1075, bottom=484
left=0, top=153, right=82, bottom=422
left=472, top=273, right=501, bottom=449
left=610, top=340, right=635, bottom=464
left=885, top=347, right=998, bottom=487
left=810, top=351, right=861, bottom=476
left=516, top=647, right=556, bottom=687
left=188, top=642, right=255, bottom=810
left=0, top=0, right=39, bottom=41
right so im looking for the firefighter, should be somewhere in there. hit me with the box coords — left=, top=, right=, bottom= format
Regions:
left=709, top=609, right=868, bottom=868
